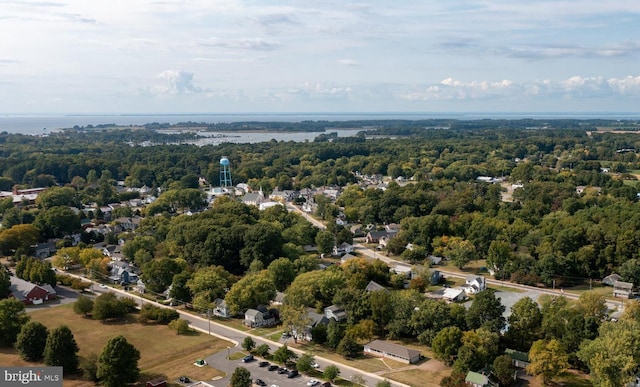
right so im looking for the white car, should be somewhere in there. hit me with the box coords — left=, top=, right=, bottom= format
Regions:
left=311, top=362, right=320, bottom=369
left=99, top=284, right=107, bottom=288
left=307, top=380, right=320, bottom=386
left=270, top=385, right=279, bottom=387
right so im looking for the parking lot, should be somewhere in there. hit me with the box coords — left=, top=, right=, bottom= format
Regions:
left=233, top=357, right=326, bottom=387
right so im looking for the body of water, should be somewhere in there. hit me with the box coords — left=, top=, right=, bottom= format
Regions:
left=1, top=112, right=639, bottom=136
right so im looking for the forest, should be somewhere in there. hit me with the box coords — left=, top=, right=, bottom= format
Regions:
left=2, top=119, right=640, bottom=385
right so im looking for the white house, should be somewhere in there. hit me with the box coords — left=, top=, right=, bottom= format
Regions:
left=462, top=275, right=487, bottom=295
left=333, top=242, right=354, bottom=256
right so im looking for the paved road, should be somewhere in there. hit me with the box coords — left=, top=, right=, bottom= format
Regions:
left=64, top=272, right=406, bottom=387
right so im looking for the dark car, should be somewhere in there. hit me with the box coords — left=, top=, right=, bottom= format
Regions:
left=242, top=354, right=254, bottom=363
left=259, top=361, right=270, bottom=367
left=255, top=379, right=267, bottom=386
left=179, top=376, right=190, bottom=383
left=277, top=367, right=288, bottom=374
left=287, top=370, right=299, bottom=378
left=320, top=382, right=332, bottom=387
left=268, top=364, right=279, bottom=371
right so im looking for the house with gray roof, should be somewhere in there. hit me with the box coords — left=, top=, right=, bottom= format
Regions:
left=363, top=340, right=421, bottom=364
left=9, top=277, right=56, bottom=305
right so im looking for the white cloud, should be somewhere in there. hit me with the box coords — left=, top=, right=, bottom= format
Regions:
left=337, top=59, right=359, bottom=66
left=155, top=70, right=204, bottom=95
left=201, top=37, right=281, bottom=51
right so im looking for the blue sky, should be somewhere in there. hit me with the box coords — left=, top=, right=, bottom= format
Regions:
left=1, top=0, right=640, bottom=114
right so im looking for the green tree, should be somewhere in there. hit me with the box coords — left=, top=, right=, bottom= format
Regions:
left=36, top=186, right=81, bottom=210
left=337, top=334, right=363, bottom=358
left=324, top=364, right=340, bottom=381
left=444, top=238, right=476, bottom=269
left=486, top=240, right=513, bottom=279
left=242, top=336, right=256, bottom=352
left=267, top=257, right=297, bottom=291
left=230, top=367, right=252, bottom=387
left=80, top=353, right=99, bottom=382
left=225, top=272, right=276, bottom=315
left=376, top=380, right=392, bottom=387
left=272, top=344, right=296, bottom=365
left=15, top=321, right=49, bottom=361
left=297, top=353, right=315, bottom=373
left=0, top=269, right=10, bottom=298
left=34, top=206, right=81, bottom=238
left=73, top=295, right=94, bottom=317
left=0, top=224, right=39, bottom=256
left=577, top=319, right=640, bottom=387
left=97, top=335, right=141, bottom=387
left=493, top=354, right=516, bottom=386
left=527, top=339, right=568, bottom=385
left=44, top=325, right=79, bottom=374
left=504, top=296, right=542, bottom=351
left=254, top=343, right=270, bottom=357
left=142, top=258, right=181, bottom=294
left=168, top=318, right=190, bottom=334
left=0, top=298, right=30, bottom=347
left=315, top=230, right=335, bottom=255
left=432, top=326, right=463, bottom=366
left=466, top=289, right=506, bottom=332
left=169, top=271, right=193, bottom=304
left=92, top=292, right=129, bottom=321
left=576, top=290, right=607, bottom=320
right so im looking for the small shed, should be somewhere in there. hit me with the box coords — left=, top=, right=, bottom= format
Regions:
left=613, top=280, right=634, bottom=299
left=146, top=378, right=167, bottom=387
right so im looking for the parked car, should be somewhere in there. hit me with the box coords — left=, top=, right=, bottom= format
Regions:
left=311, top=362, right=320, bottom=369
left=277, top=367, right=288, bottom=374
left=307, top=379, right=320, bottom=386
left=287, top=370, right=299, bottom=378
left=259, top=361, right=269, bottom=367
left=268, top=364, right=279, bottom=371
left=179, top=376, right=190, bottom=383
left=255, top=379, right=267, bottom=386
left=242, top=354, right=254, bottom=362
left=320, top=382, right=332, bottom=387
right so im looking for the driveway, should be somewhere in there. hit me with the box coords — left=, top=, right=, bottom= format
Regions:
left=25, top=284, right=80, bottom=313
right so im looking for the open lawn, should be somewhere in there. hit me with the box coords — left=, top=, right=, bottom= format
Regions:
left=379, top=368, right=450, bottom=387
left=0, top=304, right=230, bottom=387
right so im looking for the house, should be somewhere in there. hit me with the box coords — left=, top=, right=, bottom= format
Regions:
left=613, top=280, right=634, bottom=299
left=462, top=275, right=487, bottom=295
left=244, top=306, right=276, bottom=328
left=324, top=305, right=347, bottom=322
left=603, top=273, right=623, bottom=286
left=363, top=340, right=421, bottom=364
left=9, top=277, right=57, bottom=305
left=213, top=298, right=232, bottom=318
left=33, top=242, right=57, bottom=259
left=365, top=280, right=388, bottom=293
left=108, top=261, right=138, bottom=285
left=465, top=371, right=497, bottom=387
left=333, top=242, right=354, bottom=256
left=505, top=349, right=530, bottom=369
left=294, top=308, right=330, bottom=342
left=365, top=230, right=389, bottom=244
left=340, top=253, right=360, bottom=264
left=427, top=255, right=443, bottom=265
left=442, top=287, right=466, bottom=303
left=146, top=378, right=167, bottom=387
left=390, top=264, right=414, bottom=279
left=269, top=189, right=296, bottom=202
left=272, top=291, right=287, bottom=305
left=113, top=217, right=142, bottom=232
left=242, top=189, right=265, bottom=206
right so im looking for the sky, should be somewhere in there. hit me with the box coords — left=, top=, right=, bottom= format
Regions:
left=1, top=0, right=640, bottom=114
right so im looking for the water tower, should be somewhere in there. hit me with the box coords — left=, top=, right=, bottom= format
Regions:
left=219, top=156, right=232, bottom=188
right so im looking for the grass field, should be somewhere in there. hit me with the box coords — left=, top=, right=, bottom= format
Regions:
left=0, top=304, right=231, bottom=387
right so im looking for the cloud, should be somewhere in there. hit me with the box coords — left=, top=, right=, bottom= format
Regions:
left=201, top=37, right=281, bottom=51
left=156, top=70, right=203, bottom=95
left=337, top=59, right=359, bottom=66
left=0, top=57, right=22, bottom=64
left=389, top=75, right=640, bottom=102
left=251, top=13, right=299, bottom=28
